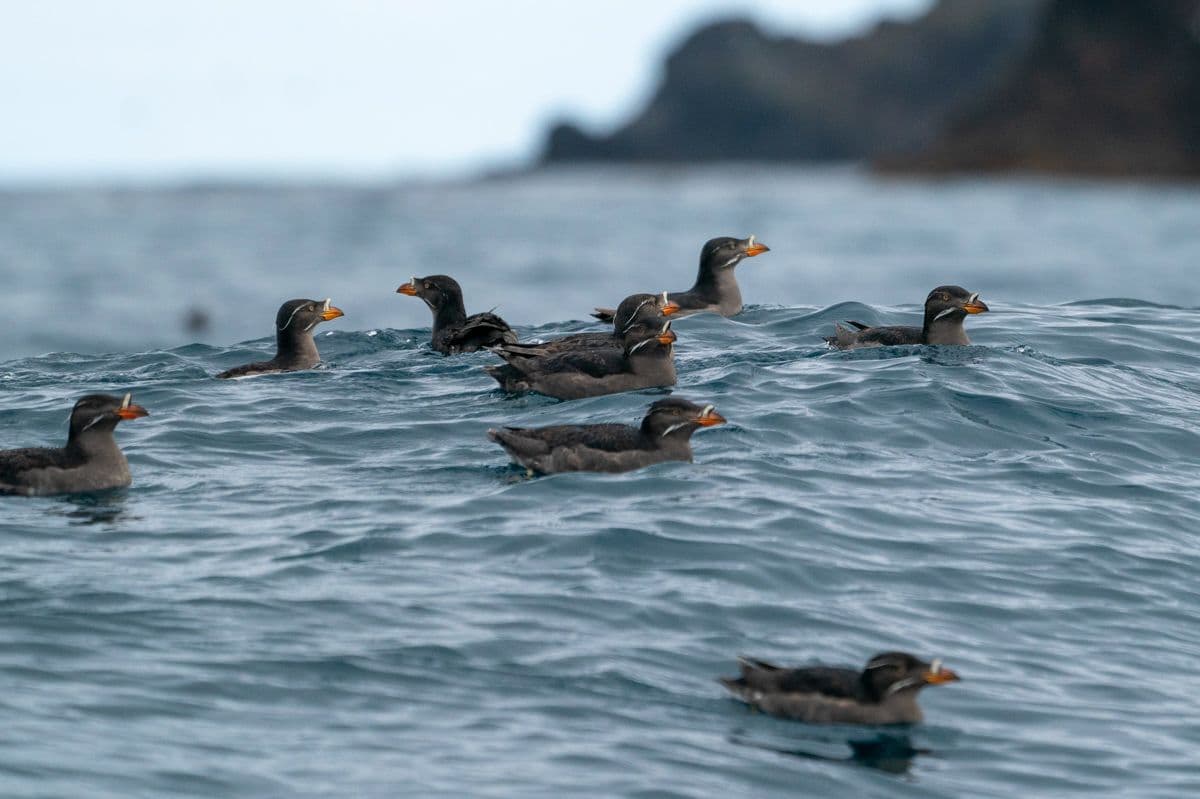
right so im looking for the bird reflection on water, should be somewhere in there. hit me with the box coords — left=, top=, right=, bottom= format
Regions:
left=730, top=728, right=929, bottom=776
left=55, top=491, right=134, bottom=526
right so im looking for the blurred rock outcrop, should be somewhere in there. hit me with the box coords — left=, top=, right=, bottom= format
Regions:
left=884, top=0, right=1200, bottom=176
left=542, top=0, right=1200, bottom=177
left=542, top=0, right=1044, bottom=163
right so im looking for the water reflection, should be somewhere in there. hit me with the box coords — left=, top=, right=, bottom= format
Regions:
left=730, top=728, right=928, bottom=775
left=53, top=491, right=132, bottom=526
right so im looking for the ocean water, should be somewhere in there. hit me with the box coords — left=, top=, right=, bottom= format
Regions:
left=1, top=167, right=1199, bottom=798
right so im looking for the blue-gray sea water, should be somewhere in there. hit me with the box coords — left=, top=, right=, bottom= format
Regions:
left=1, top=167, right=1199, bottom=798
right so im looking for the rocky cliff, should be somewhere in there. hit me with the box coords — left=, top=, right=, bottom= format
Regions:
left=542, top=0, right=1045, bottom=163
left=885, top=0, right=1200, bottom=176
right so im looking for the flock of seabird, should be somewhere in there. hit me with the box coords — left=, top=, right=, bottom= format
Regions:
left=0, top=233, right=987, bottom=725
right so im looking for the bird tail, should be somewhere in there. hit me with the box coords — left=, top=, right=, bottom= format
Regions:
left=719, top=655, right=779, bottom=694
left=483, top=365, right=528, bottom=393
left=737, top=655, right=781, bottom=673
left=823, top=323, right=860, bottom=348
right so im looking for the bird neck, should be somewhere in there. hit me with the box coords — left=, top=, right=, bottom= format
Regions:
left=431, top=299, right=468, bottom=332
left=276, top=327, right=321, bottom=368
left=627, top=342, right=667, bottom=365
left=67, top=428, right=124, bottom=463
left=875, top=691, right=923, bottom=723
left=639, top=422, right=695, bottom=456
left=628, top=345, right=676, bottom=383
left=691, top=260, right=742, bottom=307
left=922, top=313, right=970, bottom=345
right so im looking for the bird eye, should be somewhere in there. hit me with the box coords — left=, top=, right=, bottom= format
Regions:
left=939, top=292, right=949, bottom=301
left=424, top=282, right=432, bottom=290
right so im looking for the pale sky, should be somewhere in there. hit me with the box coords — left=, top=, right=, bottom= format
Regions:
left=0, top=1, right=930, bottom=182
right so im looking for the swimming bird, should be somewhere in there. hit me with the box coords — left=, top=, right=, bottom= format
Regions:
left=216, top=298, right=344, bottom=379
left=397, top=274, right=517, bottom=354
left=484, top=320, right=677, bottom=400
left=0, top=393, right=149, bottom=496
left=488, top=397, right=726, bottom=474
left=824, top=286, right=988, bottom=349
left=720, top=651, right=960, bottom=725
left=592, top=235, right=770, bottom=322
left=492, top=292, right=679, bottom=360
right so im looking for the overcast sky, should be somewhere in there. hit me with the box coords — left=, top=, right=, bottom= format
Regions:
left=0, top=1, right=930, bottom=182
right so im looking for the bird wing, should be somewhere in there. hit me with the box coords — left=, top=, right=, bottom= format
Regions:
left=730, top=658, right=861, bottom=698
left=215, top=360, right=278, bottom=379
left=769, top=666, right=861, bottom=698
left=542, top=348, right=628, bottom=379
left=493, top=332, right=614, bottom=359
left=444, top=313, right=517, bottom=351
left=0, top=447, right=78, bottom=486
left=855, top=325, right=923, bottom=346
left=493, top=424, right=640, bottom=455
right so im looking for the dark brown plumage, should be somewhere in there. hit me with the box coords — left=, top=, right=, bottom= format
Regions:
left=484, top=320, right=677, bottom=400
left=397, top=274, right=517, bottom=354
left=488, top=397, right=726, bottom=474
left=825, top=286, right=988, bottom=349
left=493, top=292, right=679, bottom=360
left=720, top=651, right=960, bottom=725
left=592, top=235, right=769, bottom=322
left=216, top=298, right=344, bottom=379
left=0, top=393, right=149, bottom=496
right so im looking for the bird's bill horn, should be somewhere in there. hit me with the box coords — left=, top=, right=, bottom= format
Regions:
left=116, top=393, right=149, bottom=420
left=661, top=299, right=682, bottom=316
left=744, top=234, right=770, bottom=257
left=923, top=659, right=960, bottom=684
left=397, top=278, right=418, bottom=296
left=962, top=293, right=989, bottom=314
left=656, top=322, right=677, bottom=345
left=695, top=404, right=726, bottom=427
left=320, top=298, right=345, bottom=320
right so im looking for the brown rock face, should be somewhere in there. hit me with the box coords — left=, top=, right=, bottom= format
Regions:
left=884, top=0, right=1200, bottom=176
left=542, top=1, right=1044, bottom=163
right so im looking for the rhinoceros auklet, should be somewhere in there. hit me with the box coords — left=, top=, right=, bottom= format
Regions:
left=720, top=651, right=960, bottom=725
left=484, top=320, right=677, bottom=400
left=592, top=235, right=769, bottom=322
left=489, top=397, right=726, bottom=474
left=493, top=292, right=679, bottom=360
left=0, top=393, right=149, bottom=496
left=397, top=274, right=517, bottom=354
left=825, top=286, right=988, bottom=349
left=216, top=298, right=344, bottom=379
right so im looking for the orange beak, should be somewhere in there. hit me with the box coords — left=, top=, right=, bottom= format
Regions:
left=923, top=667, right=960, bottom=685
left=661, top=300, right=682, bottom=316
left=694, top=407, right=726, bottom=427
left=320, top=305, right=344, bottom=321
left=963, top=300, right=989, bottom=314
left=116, top=404, right=148, bottom=420
left=743, top=235, right=770, bottom=257
left=656, top=328, right=678, bottom=346
left=397, top=282, right=417, bottom=296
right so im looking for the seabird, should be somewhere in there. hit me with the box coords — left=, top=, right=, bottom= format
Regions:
left=493, top=292, right=679, bottom=359
left=825, top=286, right=988, bottom=349
left=0, top=393, right=149, bottom=495
left=397, top=274, right=517, bottom=354
left=720, top=651, right=960, bottom=725
left=216, top=298, right=344, bottom=378
left=488, top=397, right=725, bottom=474
left=592, top=235, right=770, bottom=322
left=484, top=320, right=677, bottom=400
